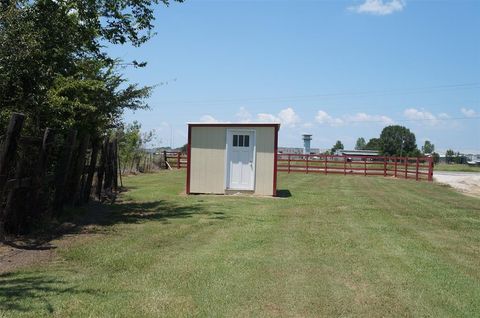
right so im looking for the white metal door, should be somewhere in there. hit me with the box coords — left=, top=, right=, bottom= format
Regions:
left=226, top=130, right=255, bottom=190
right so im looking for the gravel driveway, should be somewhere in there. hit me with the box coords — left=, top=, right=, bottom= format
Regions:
left=434, top=171, right=480, bottom=197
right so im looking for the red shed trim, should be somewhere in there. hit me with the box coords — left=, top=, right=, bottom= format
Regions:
left=186, top=124, right=192, bottom=194
left=273, top=124, right=279, bottom=196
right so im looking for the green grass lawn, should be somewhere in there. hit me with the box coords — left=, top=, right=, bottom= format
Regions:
left=1, top=171, right=480, bottom=317
left=435, top=163, right=480, bottom=173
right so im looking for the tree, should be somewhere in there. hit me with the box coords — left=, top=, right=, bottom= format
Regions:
left=432, top=152, right=440, bottom=165
left=422, top=140, right=435, bottom=154
left=331, top=140, right=344, bottom=154
left=379, top=125, right=417, bottom=156
left=0, top=0, right=180, bottom=134
left=365, top=138, right=381, bottom=150
left=355, top=137, right=366, bottom=150
left=445, top=149, right=455, bottom=164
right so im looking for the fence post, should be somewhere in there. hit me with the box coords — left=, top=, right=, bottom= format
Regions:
left=31, top=128, right=54, bottom=214
left=70, top=133, right=90, bottom=205
left=96, top=137, right=109, bottom=200
left=306, top=155, right=309, bottom=174
left=364, top=158, right=367, bottom=176
left=383, top=157, right=387, bottom=177
left=404, top=157, right=408, bottom=179
left=428, top=157, right=434, bottom=182
left=288, top=154, right=291, bottom=173
left=394, top=156, right=397, bottom=178
left=415, top=157, right=419, bottom=181
left=0, top=113, right=25, bottom=205
left=53, top=129, right=77, bottom=215
left=83, top=138, right=100, bottom=203
left=324, top=155, right=327, bottom=175
left=344, top=156, right=346, bottom=175
left=163, top=150, right=168, bottom=169
left=177, top=152, right=181, bottom=169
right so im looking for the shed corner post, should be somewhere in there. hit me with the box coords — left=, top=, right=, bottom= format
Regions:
left=273, top=124, right=279, bottom=197
left=186, top=125, right=192, bottom=195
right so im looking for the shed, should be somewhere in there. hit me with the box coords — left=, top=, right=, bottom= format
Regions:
left=186, top=123, right=280, bottom=196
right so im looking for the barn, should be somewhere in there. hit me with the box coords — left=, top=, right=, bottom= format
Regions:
left=186, top=123, right=280, bottom=196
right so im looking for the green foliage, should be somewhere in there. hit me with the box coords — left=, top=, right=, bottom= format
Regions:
left=116, top=121, right=156, bottom=173
left=445, top=149, right=455, bottom=164
left=422, top=140, right=435, bottom=154
left=331, top=140, right=344, bottom=154
left=0, top=0, right=177, bottom=135
left=432, top=152, right=440, bottom=164
left=365, top=138, right=381, bottom=150
left=355, top=137, right=366, bottom=150
left=379, top=125, right=417, bottom=156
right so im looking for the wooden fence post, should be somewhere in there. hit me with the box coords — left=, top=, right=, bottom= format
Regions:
left=306, top=155, right=309, bottom=174
left=83, top=138, right=100, bottom=203
left=364, top=159, right=367, bottom=176
left=163, top=150, right=168, bottom=169
left=53, top=129, right=77, bottom=215
left=71, top=133, right=90, bottom=205
left=404, top=157, right=408, bottom=179
left=415, top=157, right=419, bottom=181
left=394, top=156, right=397, bottom=178
left=0, top=113, right=25, bottom=204
left=177, top=152, right=181, bottom=169
left=31, top=128, right=54, bottom=213
left=383, top=157, right=387, bottom=177
left=324, top=155, right=328, bottom=175
left=428, top=157, right=434, bottom=182
left=288, top=154, right=291, bottom=173
left=96, top=137, right=109, bottom=200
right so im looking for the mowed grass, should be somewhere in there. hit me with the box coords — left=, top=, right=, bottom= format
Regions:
left=1, top=171, right=480, bottom=317
left=435, top=163, right=480, bottom=173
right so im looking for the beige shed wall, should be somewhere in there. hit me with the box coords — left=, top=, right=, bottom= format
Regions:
left=189, top=126, right=275, bottom=196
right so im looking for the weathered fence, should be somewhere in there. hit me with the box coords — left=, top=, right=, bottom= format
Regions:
left=0, top=113, right=120, bottom=237
left=277, top=154, right=434, bottom=181
left=164, top=151, right=187, bottom=169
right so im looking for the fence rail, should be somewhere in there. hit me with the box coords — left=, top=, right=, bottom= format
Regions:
left=277, top=154, right=433, bottom=181
left=164, top=151, right=187, bottom=169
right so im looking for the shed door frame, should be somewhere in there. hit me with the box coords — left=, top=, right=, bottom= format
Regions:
left=225, top=128, right=256, bottom=191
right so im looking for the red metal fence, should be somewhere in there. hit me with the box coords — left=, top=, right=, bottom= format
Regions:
left=277, top=154, right=433, bottom=181
left=165, top=151, right=187, bottom=169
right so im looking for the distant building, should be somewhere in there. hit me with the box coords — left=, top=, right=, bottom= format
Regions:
left=278, top=147, right=321, bottom=155
left=335, top=149, right=381, bottom=157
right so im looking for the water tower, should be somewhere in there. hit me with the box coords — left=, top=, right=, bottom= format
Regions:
left=302, top=134, right=312, bottom=154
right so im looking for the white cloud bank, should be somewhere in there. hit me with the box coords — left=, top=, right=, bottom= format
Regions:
left=315, top=110, right=393, bottom=126
left=461, top=107, right=477, bottom=118
left=199, top=115, right=219, bottom=123
left=348, top=0, right=405, bottom=15
left=256, top=107, right=300, bottom=127
left=403, top=108, right=438, bottom=125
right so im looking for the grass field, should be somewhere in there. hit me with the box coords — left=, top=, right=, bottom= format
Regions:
left=1, top=171, right=480, bottom=317
left=435, top=163, right=480, bottom=173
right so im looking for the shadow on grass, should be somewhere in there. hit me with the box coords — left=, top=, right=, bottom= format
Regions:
left=0, top=272, right=97, bottom=313
left=276, top=189, right=292, bottom=198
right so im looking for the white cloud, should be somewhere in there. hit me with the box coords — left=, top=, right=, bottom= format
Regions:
left=315, top=110, right=345, bottom=126
left=461, top=107, right=476, bottom=118
left=438, top=113, right=450, bottom=119
left=349, top=0, right=405, bottom=15
left=256, top=107, right=300, bottom=127
left=235, top=107, right=252, bottom=122
left=403, top=108, right=438, bottom=125
left=303, top=122, right=314, bottom=128
left=346, top=112, right=394, bottom=125
left=278, top=107, right=301, bottom=127
left=199, top=115, right=219, bottom=123
left=315, top=110, right=392, bottom=126
left=256, top=113, right=278, bottom=123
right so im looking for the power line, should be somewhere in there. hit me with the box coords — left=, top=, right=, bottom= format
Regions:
left=151, top=83, right=480, bottom=105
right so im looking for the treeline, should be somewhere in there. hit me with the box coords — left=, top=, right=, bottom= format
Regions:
left=343, top=125, right=433, bottom=157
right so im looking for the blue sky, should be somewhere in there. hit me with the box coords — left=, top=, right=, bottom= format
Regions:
left=111, top=0, right=480, bottom=153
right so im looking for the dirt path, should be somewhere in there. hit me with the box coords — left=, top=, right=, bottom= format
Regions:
left=434, top=171, right=480, bottom=197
